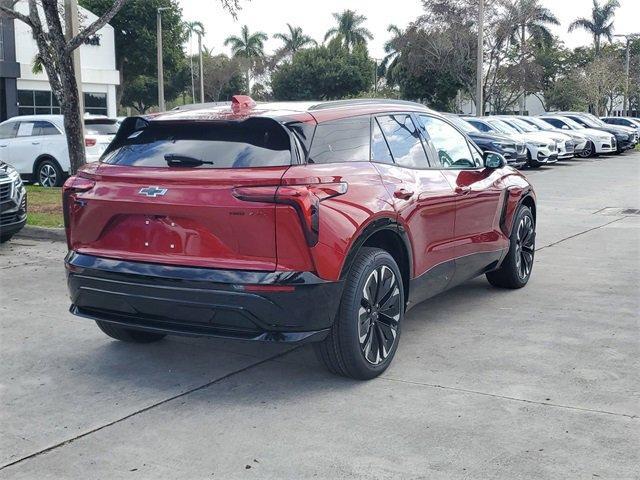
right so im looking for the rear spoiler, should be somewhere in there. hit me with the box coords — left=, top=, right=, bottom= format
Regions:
left=101, top=116, right=150, bottom=160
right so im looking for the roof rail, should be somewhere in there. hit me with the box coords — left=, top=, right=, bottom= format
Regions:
left=307, top=98, right=428, bottom=111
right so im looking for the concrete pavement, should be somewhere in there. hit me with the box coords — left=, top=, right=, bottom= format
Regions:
left=1, top=152, right=638, bottom=479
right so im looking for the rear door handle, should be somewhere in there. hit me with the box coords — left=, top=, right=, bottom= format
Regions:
left=394, top=188, right=414, bottom=200
left=455, top=186, right=471, bottom=195
left=32, top=141, right=40, bottom=145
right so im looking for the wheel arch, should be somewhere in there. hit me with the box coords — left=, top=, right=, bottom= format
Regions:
left=339, top=217, right=413, bottom=305
left=32, top=154, right=64, bottom=177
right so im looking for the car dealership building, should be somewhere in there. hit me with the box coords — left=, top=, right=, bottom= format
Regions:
left=0, top=4, right=119, bottom=122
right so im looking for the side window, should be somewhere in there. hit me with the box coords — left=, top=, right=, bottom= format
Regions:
left=371, top=118, right=393, bottom=164
left=0, top=122, right=18, bottom=140
left=33, top=121, right=60, bottom=136
left=16, top=122, right=36, bottom=137
left=467, top=119, right=489, bottom=132
left=376, top=114, right=429, bottom=168
left=419, top=115, right=480, bottom=169
left=544, top=118, right=562, bottom=128
left=309, top=117, right=370, bottom=164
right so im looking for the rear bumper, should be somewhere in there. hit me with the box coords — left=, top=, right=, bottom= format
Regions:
left=65, top=252, right=343, bottom=343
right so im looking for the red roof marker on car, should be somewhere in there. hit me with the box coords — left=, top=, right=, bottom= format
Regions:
left=231, top=95, right=256, bottom=113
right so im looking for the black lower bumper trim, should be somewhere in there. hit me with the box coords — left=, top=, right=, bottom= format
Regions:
left=66, top=252, right=343, bottom=343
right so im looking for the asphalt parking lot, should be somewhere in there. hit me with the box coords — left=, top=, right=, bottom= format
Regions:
left=1, top=152, right=638, bottom=479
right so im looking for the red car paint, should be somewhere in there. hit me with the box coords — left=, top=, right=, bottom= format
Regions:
left=64, top=99, right=534, bottom=303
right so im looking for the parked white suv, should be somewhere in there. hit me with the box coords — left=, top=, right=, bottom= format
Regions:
left=0, top=115, right=119, bottom=187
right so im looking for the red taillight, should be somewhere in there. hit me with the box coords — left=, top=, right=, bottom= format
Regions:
left=62, top=176, right=96, bottom=249
left=85, top=137, right=97, bottom=147
left=233, top=182, right=347, bottom=246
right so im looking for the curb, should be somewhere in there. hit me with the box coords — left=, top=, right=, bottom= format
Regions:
left=16, top=225, right=66, bottom=242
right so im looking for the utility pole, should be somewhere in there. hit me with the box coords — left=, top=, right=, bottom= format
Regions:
left=476, top=0, right=484, bottom=116
left=64, top=0, right=84, bottom=129
left=198, top=32, right=204, bottom=103
left=614, top=34, right=638, bottom=117
left=156, top=7, right=168, bottom=112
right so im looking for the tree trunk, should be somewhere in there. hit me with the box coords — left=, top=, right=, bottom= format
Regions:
left=58, top=52, right=86, bottom=175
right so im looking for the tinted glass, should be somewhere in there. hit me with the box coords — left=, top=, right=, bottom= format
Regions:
left=467, top=119, right=490, bottom=132
left=419, top=115, right=479, bottom=169
left=85, top=122, right=119, bottom=135
left=446, top=115, right=479, bottom=133
left=542, top=118, right=565, bottom=129
left=0, top=122, right=18, bottom=139
left=309, top=117, right=370, bottom=164
left=33, top=121, right=60, bottom=136
left=376, top=114, right=428, bottom=168
left=102, top=119, right=291, bottom=169
left=371, top=119, right=393, bottom=164
left=568, top=116, right=591, bottom=128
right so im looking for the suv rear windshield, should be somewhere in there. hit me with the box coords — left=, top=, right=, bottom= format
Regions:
left=102, top=119, right=292, bottom=168
left=85, top=121, right=119, bottom=135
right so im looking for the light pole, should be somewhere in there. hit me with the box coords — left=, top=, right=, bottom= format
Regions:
left=198, top=31, right=204, bottom=103
left=476, top=0, right=484, bottom=116
left=614, top=34, right=638, bottom=117
left=157, top=7, right=169, bottom=112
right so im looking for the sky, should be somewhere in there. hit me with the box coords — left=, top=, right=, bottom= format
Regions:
left=178, top=0, right=640, bottom=59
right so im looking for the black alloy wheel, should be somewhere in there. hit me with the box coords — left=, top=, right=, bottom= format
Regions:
left=358, top=265, right=401, bottom=365
left=486, top=205, right=535, bottom=289
left=314, top=247, right=404, bottom=380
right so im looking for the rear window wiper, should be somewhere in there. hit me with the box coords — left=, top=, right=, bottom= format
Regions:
left=164, top=154, right=214, bottom=167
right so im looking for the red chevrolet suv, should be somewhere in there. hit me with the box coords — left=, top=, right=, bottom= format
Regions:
left=64, top=97, right=536, bottom=380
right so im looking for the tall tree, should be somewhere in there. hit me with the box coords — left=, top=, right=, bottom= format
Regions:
left=224, top=25, right=268, bottom=91
left=274, top=23, right=316, bottom=59
left=0, top=0, right=127, bottom=174
left=501, top=0, right=559, bottom=113
left=568, top=0, right=620, bottom=56
left=324, top=10, right=373, bottom=51
left=184, top=20, right=205, bottom=102
left=81, top=0, right=191, bottom=113
left=379, top=25, right=403, bottom=86
left=271, top=40, right=374, bottom=100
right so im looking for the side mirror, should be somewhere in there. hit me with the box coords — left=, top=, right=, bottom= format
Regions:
left=484, top=151, right=506, bottom=169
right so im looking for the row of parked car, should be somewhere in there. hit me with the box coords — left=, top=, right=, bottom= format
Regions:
left=450, top=111, right=639, bottom=169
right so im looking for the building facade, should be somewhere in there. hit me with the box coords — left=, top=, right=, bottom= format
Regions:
left=0, top=3, right=119, bottom=122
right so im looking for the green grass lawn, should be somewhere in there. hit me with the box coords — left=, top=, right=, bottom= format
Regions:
left=26, top=185, right=64, bottom=228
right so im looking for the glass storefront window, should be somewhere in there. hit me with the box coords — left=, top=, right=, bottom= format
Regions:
left=17, top=90, right=107, bottom=116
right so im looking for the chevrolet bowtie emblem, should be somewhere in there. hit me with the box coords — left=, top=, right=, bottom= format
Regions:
left=138, top=186, right=168, bottom=197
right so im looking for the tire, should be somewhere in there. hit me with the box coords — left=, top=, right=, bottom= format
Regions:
left=314, top=247, right=404, bottom=380
left=35, top=158, right=64, bottom=188
left=95, top=321, right=166, bottom=343
left=486, top=205, right=535, bottom=289
left=578, top=141, right=594, bottom=158
left=1, top=234, right=14, bottom=243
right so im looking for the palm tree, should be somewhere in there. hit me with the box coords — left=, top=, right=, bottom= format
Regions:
left=224, top=25, right=268, bottom=91
left=568, top=0, right=620, bottom=55
left=274, top=23, right=316, bottom=59
left=502, top=0, right=559, bottom=113
left=184, top=21, right=205, bottom=103
left=380, top=25, right=404, bottom=85
left=324, top=10, right=373, bottom=50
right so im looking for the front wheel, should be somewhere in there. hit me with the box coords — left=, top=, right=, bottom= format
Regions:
left=314, top=247, right=404, bottom=380
left=486, top=205, right=535, bottom=289
left=96, top=321, right=166, bottom=343
left=578, top=141, right=594, bottom=158
left=36, top=159, right=64, bottom=187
